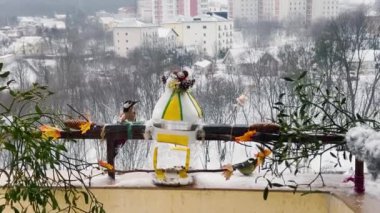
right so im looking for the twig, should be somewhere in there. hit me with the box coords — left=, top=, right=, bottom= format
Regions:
left=66, top=104, right=89, bottom=121
left=108, top=168, right=228, bottom=174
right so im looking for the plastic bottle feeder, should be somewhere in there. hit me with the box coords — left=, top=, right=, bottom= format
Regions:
left=150, top=69, right=202, bottom=186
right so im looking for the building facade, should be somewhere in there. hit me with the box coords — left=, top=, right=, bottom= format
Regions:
left=113, top=20, right=158, bottom=57
left=162, top=14, right=233, bottom=56
left=138, top=0, right=209, bottom=24
left=229, top=0, right=341, bottom=23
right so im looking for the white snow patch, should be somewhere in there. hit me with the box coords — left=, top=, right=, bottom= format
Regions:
left=346, top=126, right=375, bottom=160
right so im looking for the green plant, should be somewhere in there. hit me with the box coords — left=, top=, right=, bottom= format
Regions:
left=259, top=71, right=380, bottom=200
left=0, top=63, right=104, bottom=212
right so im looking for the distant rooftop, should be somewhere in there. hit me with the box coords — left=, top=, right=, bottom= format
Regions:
left=164, top=14, right=231, bottom=24
left=115, top=18, right=158, bottom=28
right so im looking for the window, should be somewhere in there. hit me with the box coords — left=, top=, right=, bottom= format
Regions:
left=187, top=25, right=190, bottom=29
left=203, top=25, right=207, bottom=29
left=204, top=33, right=206, bottom=36
left=125, top=32, right=128, bottom=36
left=126, top=40, right=128, bottom=43
left=204, top=41, right=206, bottom=44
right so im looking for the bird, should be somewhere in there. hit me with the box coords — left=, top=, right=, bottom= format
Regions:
left=119, top=100, right=138, bottom=122
left=233, top=158, right=257, bottom=176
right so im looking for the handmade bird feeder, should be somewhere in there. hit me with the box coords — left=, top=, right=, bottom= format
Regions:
left=150, top=68, right=203, bottom=185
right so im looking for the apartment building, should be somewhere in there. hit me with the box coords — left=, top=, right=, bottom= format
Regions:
left=230, top=0, right=341, bottom=23
left=138, top=0, right=154, bottom=23
left=138, top=0, right=209, bottom=24
left=312, top=0, right=340, bottom=21
left=162, top=14, right=233, bottom=56
left=199, top=0, right=209, bottom=15
left=113, top=20, right=158, bottom=57
left=228, top=0, right=259, bottom=21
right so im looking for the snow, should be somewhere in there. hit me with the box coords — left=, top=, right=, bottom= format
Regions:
left=223, top=48, right=265, bottom=64
left=157, top=27, right=173, bottom=38
left=17, top=16, right=66, bottom=31
left=364, top=132, right=380, bottom=179
left=346, top=126, right=380, bottom=179
left=71, top=170, right=380, bottom=200
left=54, top=14, right=67, bottom=20
left=0, top=31, right=9, bottom=42
left=41, top=20, right=66, bottom=30
left=351, top=50, right=380, bottom=62
left=194, top=59, right=212, bottom=68
left=346, top=126, right=375, bottom=160
left=232, top=31, right=248, bottom=49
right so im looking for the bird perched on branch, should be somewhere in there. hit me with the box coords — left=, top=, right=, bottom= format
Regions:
left=233, top=158, right=257, bottom=176
left=119, top=100, right=138, bottom=122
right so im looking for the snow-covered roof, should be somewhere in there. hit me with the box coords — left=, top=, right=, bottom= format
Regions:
left=191, top=14, right=229, bottom=22
left=0, top=31, right=9, bottom=41
left=224, top=48, right=265, bottom=64
left=17, top=16, right=66, bottom=30
left=157, top=28, right=178, bottom=38
left=99, top=17, right=116, bottom=25
left=17, top=16, right=39, bottom=26
left=195, top=59, right=212, bottom=68
left=164, top=14, right=230, bottom=24
left=116, top=19, right=157, bottom=28
left=41, top=20, right=66, bottom=30
left=54, top=14, right=66, bottom=20
left=17, top=36, right=44, bottom=44
left=352, top=50, right=380, bottom=62
left=9, top=36, right=44, bottom=54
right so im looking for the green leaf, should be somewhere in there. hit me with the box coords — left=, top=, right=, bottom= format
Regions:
left=298, top=71, right=307, bottom=80
left=0, top=71, right=10, bottom=78
left=12, top=206, right=20, bottom=213
left=35, top=105, right=42, bottom=114
left=285, top=161, right=290, bottom=168
left=263, top=186, right=269, bottom=200
left=64, top=193, right=70, bottom=204
left=341, top=98, right=346, bottom=105
left=81, top=191, right=89, bottom=204
left=266, top=179, right=272, bottom=188
left=7, top=80, right=15, bottom=85
left=4, top=142, right=17, bottom=153
left=274, top=101, right=284, bottom=106
left=283, top=77, right=294, bottom=82
left=356, top=113, right=363, bottom=121
left=272, top=183, right=284, bottom=187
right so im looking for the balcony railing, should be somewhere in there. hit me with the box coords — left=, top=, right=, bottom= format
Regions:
left=59, top=123, right=364, bottom=194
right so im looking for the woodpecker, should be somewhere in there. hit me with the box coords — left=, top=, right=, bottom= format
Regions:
left=119, top=100, right=138, bottom=122
left=233, top=158, right=257, bottom=176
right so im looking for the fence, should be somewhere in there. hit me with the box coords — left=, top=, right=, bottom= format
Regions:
left=59, top=123, right=364, bottom=194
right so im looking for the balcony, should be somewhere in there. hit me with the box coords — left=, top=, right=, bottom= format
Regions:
left=4, top=123, right=374, bottom=212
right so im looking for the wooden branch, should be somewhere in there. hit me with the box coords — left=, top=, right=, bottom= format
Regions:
left=60, top=123, right=346, bottom=144
left=111, top=169, right=227, bottom=174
